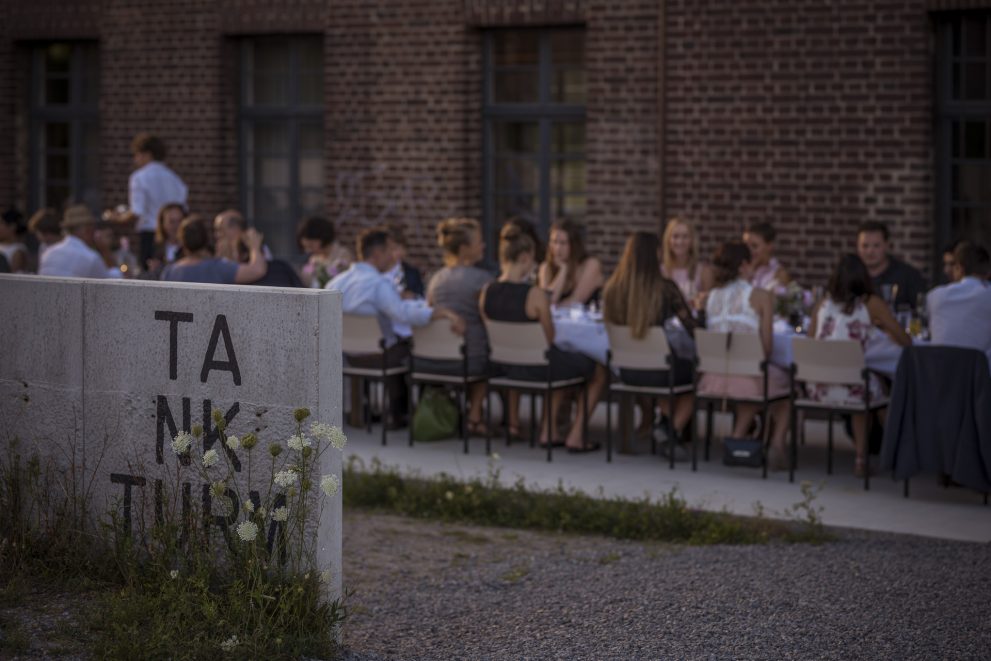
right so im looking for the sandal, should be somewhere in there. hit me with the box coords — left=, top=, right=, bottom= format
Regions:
left=539, top=439, right=566, bottom=448
left=566, top=442, right=602, bottom=454
left=467, top=420, right=490, bottom=437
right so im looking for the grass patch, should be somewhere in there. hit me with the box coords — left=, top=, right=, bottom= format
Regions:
left=343, top=457, right=832, bottom=546
left=441, top=529, right=492, bottom=544
left=597, top=552, right=621, bottom=565
left=500, top=564, right=530, bottom=583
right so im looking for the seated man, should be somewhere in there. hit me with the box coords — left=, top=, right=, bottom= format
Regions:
left=214, top=209, right=273, bottom=262
left=39, top=205, right=109, bottom=279
left=928, top=241, right=991, bottom=368
left=857, top=220, right=926, bottom=309
left=328, top=227, right=464, bottom=427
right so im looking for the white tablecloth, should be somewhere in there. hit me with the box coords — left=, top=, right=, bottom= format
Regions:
left=555, top=314, right=909, bottom=378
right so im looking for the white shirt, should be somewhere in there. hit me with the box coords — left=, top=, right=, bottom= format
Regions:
left=928, top=277, right=991, bottom=368
left=39, top=235, right=108, bottom=279
left=326, top=261, right=433, bottom=348
left=129, top=161, right=188, bottom=232
left=383, top=261, right=412, bottom=338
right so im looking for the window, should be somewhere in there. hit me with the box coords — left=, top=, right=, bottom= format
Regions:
left=29, top=42, right=100, bottom=212
left=936, top=13, right=991, bottom=263
left=240, top=36, right=324, bottom=258
left=483, top=29, right=586, bottom=244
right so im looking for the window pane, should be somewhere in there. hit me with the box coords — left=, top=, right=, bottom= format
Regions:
left=79, top=45, right=100, bottom=106
left=551, top=160, right=585, bottom=194
left=963, top=62, right=987, bottom=100
left=953, top=164, right=991, bottom=202
left=495, top=195, right=537, bottom=224
left=556, top=194, right=586, bottom=218
left=251, top=123, right=289, bottom=155
left=493, top=32, right=539, bottom=67
left=494, top=122, right=538, bottom=155
left=550, top=32, right=584, bottom=67
left=494, top=158, right=539, bottom=194
left=552, top=122, right=585, bottom=155
left=248, top=41, right=290, bottom=106
left=952, top=206, right=991, bottom=246
left=552, top=68, right=586, bottom=104
left=45, top=43, right=71, bottom=74
left=962, top=17, right=988, bottom=57
left=45, top=183, right=71, bottom=211
left=300, top=156, right=323, bottom=187
left=257, top=157, right=290, bottom=187
left=494, top=70, right=539, bottom=103
left=44, top=78, right=70, bottom=105
left=963, top=120, right=988, bottom=159
left=299, top=121, right=323, bottom=151
left=252, top=187, right=291, bottom=251
left=45, top=153, right=70, bottom=181
left=300, top=188, right=324, bottom=217
left=44, top=122, right=71, bottom=150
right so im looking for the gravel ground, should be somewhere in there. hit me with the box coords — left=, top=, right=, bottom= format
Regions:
left=2, top=511, right=988, bottom=660
left=341, top=511, right=991, bottom=661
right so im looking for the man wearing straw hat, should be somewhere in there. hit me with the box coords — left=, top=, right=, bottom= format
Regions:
left=39, top=205, right=109, bottom=279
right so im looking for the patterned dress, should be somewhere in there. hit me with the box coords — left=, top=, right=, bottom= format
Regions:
left=698, top=279, right=790, bottom=399
left=807, top=298, right=885, bottom=406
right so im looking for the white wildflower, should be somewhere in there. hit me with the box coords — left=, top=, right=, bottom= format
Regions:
left=491, top=452, right=500, bottom=461
left=220, top=635, right=239, bottom=652
left=286, top=434, right=312, bottom=452
left=271, top=506, right=289, bottom=522
left=320, top=473, right=340, bottom=497
left=169, top=569, right=179, bottom=580
left=226, top=435, right=240, bottom=451
left=171, top=431, right=193, bottom=456
left=209, top=481, right=226, bottom=499
left=243, top=498, right=255, bottom=513
left=274, top=469, right=298, bottom=489
left=236, top=521, right=258, bottom=542
left=257, top=507, right=266, bottom=518
left=444, top=490, right=454, bottom=501
left=311, top=422, right=348, bottom=450
left=320, top=569, right=333, bottom=584
left=202, top=449, right=219, bottom=468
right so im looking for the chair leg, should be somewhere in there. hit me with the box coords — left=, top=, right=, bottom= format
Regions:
left=667, top=394, right=675, bottom=470
left=705, top=401, right=713, bottom=462
left=529, top=393, right=537, bottom=448
left=485, top=385, right=492, bottom=456
left=546, top=385, right=553, bottom=463
left=581, top=385, right=589, bottom=448
left=903, top=478, right=910, bottom=499
left=462, top=385, right=469, bottom=455
left=606, top=389, right=613, bottom=463
left=691, top=400, right=698, bottom=472
left=408, top=379, right=415, bottom=447
left=505, top=388, right=512, bottom=447
left=827, top=413, right=834, bottom=475
left=789, top=403, right=797, bottom=484
left=364, top=379, right=372, bottom=434
left=863, top=412, right=871, bottom=491
left=381, top=378, right=388, bottom=447
left=652, top=397, right=659, bottom=457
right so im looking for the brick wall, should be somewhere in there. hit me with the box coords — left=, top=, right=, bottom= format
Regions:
left=664, top=0, right=936, bottom=284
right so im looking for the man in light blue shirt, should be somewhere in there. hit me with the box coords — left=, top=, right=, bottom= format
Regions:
left=328, top=227, right=464, bottom=427
left=928, top=242, right=991, bottom=370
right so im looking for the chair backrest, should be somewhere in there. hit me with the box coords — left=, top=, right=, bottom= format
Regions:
left=411, top=318, right=464, bottom=361
left=605, top=323, right=671, bottom=370
left=341, top=314, right=385, bottom=354
left=695, top=329, right=764, bottom=378
left=483, top=319, right=549, bottom=366
left=791, top=337, right=865, bottom=385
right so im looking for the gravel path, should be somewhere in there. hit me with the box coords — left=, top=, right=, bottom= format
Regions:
left=341, top=511, right=991, bottom=661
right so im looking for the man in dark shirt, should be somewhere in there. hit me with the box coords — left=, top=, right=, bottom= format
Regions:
left=856, top=221, right=927, bottom=310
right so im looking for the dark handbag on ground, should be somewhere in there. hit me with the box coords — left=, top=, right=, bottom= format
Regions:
left=722, top=436, right=764, bottom=467
left=412, top=387, right=460, bottom=442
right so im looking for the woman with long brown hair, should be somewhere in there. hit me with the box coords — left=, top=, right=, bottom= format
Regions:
left=538, top=219, right=604, bottom=306
left=603, top=231, right=697, bottom=447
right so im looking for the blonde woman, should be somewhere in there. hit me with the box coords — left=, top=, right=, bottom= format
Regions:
left=660, top=217, right=714, bottom=309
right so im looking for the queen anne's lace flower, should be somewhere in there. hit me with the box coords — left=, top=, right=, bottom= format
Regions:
left=274, top=469, right=299, bottom=489
left=271, top=506, right=289, bottom=522
left=311, top=422, right=348, bottom=450
left=170, top=569, right=179, bottom=580
left=202, top=449, right=219, bottom=468
left=226, top=435, right=240, bottom=451
left=320, top=569, right=333, bottom=584
left=286, top=434, right=312, bottom=451
left=220, top=635, right=239, bottom=652
left=171, top=431, right=193, bottom=456
left=243, top=498, right=255, bottom=513
left=320, top=473, right=340, bottom=497
left=236, top=521, right=258, bottom=542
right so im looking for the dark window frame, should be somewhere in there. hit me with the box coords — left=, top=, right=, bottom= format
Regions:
left=482, top=28, right=586, bottom=258
left=238, top=35, right=324, bottom=259
left=935, top=11, right=991, bottom=274
left=28, top=41, right=100, bottom=213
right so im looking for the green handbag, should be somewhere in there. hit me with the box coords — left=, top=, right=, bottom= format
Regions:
left=412, top=387, right=460, bottom=442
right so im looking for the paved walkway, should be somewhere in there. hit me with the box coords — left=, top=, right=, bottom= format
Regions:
left=344, top=404, right=991, bottom=543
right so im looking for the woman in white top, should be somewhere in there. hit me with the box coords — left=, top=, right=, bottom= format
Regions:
left=744, top=222, right=790, bottom=291
left=0, top=208, right=28, bottom=273
left=698, top=241, right=791, bottom=469
left=660, top=216, right=714, bottom=309
left=807, top=254, right=910, bottom=477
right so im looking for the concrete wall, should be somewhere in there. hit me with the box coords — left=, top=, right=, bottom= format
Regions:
left=0, top=274, right=343, bottom=600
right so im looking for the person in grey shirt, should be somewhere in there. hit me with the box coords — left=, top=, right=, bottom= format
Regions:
left=423, top=218, right=494, bottom=435
left=161, top=215, right=267, bottom=284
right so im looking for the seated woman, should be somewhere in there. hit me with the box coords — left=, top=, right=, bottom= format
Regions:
left=698, top=241, right=791, bottom=469
left=297, top=216, right=353, bottom=288
left=153, top=202, right=185, bottom=269
left=538, top=219, right=604, bottom=306
left=421, top=218, right=493, bottom=434
left=603, top=231, right=697, bottom=450
left=743, top=222, right=791, bottom=291
left=807, top=253, right=911, bottom=477
left=161, top=216, right=267, bottom=284
left=660, top=216, right=714, bottom=309
left=481, top=224, right=607, bottom=451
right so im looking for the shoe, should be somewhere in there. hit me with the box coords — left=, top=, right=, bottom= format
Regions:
left=539, top=439, right=566, bottom=448
left=566, top=442, right=602, bottom=454
left=767, top=447, right=789, bottom=472
left=658, top=440, right=689, bottom=463
left=467, top=420, right=490, bottom=437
